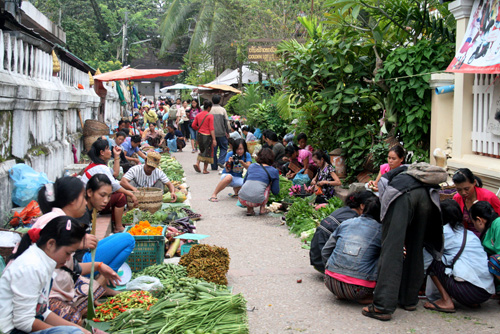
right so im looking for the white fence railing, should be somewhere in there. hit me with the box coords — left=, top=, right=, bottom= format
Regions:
left=0, top=29, right=89, bottom=89
left=472, top=73, right=500, bottom=158
left=0, top=29, right=52, bottom=80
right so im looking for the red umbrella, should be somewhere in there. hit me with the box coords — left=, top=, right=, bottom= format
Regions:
left=94, top=66, right=183, bottom=81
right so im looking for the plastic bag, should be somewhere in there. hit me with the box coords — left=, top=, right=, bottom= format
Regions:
left=9, top=200, right=41, bottom=227
left=9, top=164, right=51, bottom=207
left=126, top=276, right=163, bottom=292
left=167, top=138, right=178, bottom=152
left=293, top=169, right=311, bottom=186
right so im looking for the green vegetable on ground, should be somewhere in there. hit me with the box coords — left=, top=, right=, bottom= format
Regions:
left=109, top=294, right=248, bottom=334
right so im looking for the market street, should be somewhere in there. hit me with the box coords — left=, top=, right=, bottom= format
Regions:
left=173, top=149, right=500, bottom=334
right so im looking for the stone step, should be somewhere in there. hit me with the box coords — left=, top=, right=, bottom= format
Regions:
left=95, top=214, right=112, bottom=240
left=334, top=186, right=349, bottom=202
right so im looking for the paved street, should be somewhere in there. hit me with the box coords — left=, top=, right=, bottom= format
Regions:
left=173, top=149, right=500, bottom=334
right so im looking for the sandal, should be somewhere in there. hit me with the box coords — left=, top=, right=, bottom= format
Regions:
left=423, top=301, right=456, bottom=313
left=208, top=197, right=218, bottom=202
left=193, top=164, right=201, bottom=173
left=228, top=193, right=238, bottom=198
left=362, top=304, right=392, bottom=321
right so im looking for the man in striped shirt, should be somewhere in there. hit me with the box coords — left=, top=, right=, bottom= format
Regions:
left=120, top=151, right=177, bottom=202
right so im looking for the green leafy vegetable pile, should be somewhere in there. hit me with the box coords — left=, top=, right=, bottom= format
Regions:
left=160, top=155, right=184, bottom=182
left=268, top=176, right=293, bottom=203
left=285, top=197, right=343, bottom=237
left=122, top=208, right=187, bottom=226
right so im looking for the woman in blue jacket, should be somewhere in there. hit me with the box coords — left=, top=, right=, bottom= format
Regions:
left=323, top=196, right=382, bottom=304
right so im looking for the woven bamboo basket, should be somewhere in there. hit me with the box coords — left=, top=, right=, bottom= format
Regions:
left=83, top=134, right=103, bottom=152
left=83, top=119, right=109, bottom=137
left=127, top=187, right=163, bottom=214
left=439, top=185, right=457, bottom=201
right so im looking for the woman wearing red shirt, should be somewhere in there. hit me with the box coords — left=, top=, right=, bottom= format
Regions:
left=192, top=101, right=216, bottom=174
left=453, top=168, right=500, bottom=237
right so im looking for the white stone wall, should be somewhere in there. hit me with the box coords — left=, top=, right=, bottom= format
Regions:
left=0, top=29, right=122, bottom=223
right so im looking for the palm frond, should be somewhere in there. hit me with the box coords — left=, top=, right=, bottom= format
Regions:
left=159, top=0, right=197, bottom=54
left=187, top=0, right=217, bottom=58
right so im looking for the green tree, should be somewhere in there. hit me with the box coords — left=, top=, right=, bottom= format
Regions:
left=32, top=0, right=166, bottom=65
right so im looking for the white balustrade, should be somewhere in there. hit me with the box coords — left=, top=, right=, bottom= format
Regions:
left=0, top=29, right=89, bottom=88
left=472, top=73, right=500, bottom=158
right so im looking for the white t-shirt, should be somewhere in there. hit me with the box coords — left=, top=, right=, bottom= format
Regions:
left=80, top=164, right=121, bottom=192
left=0, top=245, right=54, bottom=333
left=123, top=165, right=170, bottom=188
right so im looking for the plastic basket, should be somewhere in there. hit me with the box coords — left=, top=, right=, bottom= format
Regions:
left=125, top=225, right=167, bottom=272
left=180, top=243, right=194, bottom=256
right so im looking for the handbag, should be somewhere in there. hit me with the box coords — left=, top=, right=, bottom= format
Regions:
left=192, top=113, right=209, bottom=131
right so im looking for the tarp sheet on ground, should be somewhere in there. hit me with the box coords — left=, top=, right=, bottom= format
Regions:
left=447, top=0, right=500, bottom=73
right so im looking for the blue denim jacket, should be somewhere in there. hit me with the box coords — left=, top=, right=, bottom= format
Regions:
left=325, top=215, right=382, bottom=281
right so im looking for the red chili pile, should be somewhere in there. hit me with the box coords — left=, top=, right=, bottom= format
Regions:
left=93, top=290, right=157, bottom=322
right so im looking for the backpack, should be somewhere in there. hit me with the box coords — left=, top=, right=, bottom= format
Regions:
left=405, top=162, right=448, bottom=185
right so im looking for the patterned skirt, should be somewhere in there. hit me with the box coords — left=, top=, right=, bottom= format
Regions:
left=197, top=133, right=213, bottom=164
left=239, top=186, right=271, bottom=208
left=324, top=275, right=374, bottom=302
left=49, top=276, right=106, bottom=324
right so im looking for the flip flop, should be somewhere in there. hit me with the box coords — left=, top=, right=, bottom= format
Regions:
left=208, top=197, right=218, bottom=202
left=423, top=301, right=456, bottom=313
left=361, top=304, right=392, bottom=321
left=246, top=211, right=255, bottom=216
left=193, top=164, right=201, bottom=173
left=228, top=193, right=238, bottom=198
left=203, top=170, right=210, bottom=174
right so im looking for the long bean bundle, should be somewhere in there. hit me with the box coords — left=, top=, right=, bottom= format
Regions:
left=110, top=294, right=248, bottom=334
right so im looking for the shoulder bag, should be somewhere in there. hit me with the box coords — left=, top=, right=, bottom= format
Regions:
left=258, top=163, right=273, bottom=186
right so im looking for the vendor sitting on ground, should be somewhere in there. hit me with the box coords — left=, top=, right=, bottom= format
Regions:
left=310, top=150, right=341, bottom=203
left=323, top=196, right=382, bottom=304
left=143, top=105, right=158, bottom=125
left=209, top=138, right=252, bottom=202
left=367, top=145, right=405, bottom=193
left=238, top=148, right=280, bottom=216
left=165, top=122, right=186, bottom=152
left=242, top=125, right=257, bottom=142
left=115, top=120, right=129, bottom=135
left=120, top=151, right=177, bottom=202
left=81, top=139, right=138, bottom=232
left=310, top=191, right=377, bottom=273
left=142, top=123, right=165, bottom=148
left=296, top=132, right=314, bottom=153
left=122, top=135, right=147, bottom=166
left=284, top=144, right=315, bottom=179
left=423, top=200, right=495, bottom=313
left=470, top=201, right=500, bottom=295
